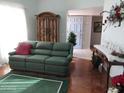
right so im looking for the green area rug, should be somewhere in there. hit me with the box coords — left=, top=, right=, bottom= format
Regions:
left=0, top=73, right=68, bottom=93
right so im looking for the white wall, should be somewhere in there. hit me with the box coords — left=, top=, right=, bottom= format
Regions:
left=0, top=0, right=104, bottom=42
left=101, top=0, right=124, bottom=50
left=83, top=16, right=92, bottom=48
left=0, top=0, right=38, bottom=40
left=37, top=0, right=104, bottom=42
left=68, top=7, right=103, bottom=16
left=101, top=0, right=124, bottom=77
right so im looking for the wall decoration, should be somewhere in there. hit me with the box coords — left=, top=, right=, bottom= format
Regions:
left=101, top=0, right=124, bottom=27
left=94, top=22, right=102, bottom=32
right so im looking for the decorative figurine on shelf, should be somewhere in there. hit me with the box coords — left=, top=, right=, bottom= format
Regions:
left=101, top=0, right=124, bottom=28
left=111, top=50, right=124, bottom=58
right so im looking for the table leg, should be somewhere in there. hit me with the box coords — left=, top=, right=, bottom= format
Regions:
left=106, top=64, right=111, bottom=93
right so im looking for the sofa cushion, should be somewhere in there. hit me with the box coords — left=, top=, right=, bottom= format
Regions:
left=53, top=43, right=71, bottom=51
left=16, top=42, right=32, bottom=55
left=9, top=55, right=31, bottom=61
left=45, top=65, right=68, bottom=75
left=26, top=63, right=44, bottom=72
left=25, top=41, right=37, bottom=48
left=45, top=56, right=69, bottom=66
left=9, top=61, right=26, bottom=70
left=26, top=55, right=49, bottom=63
left=31, top=49, right=51, bottom=55
left=36, top=42, right=53, bottom=50
left=51, top=51, right=69, bottom=57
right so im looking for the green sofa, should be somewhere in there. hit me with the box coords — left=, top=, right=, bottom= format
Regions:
left=9, top=41, right=73, bottom=76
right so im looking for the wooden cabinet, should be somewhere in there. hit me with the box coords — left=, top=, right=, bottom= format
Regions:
left=36, top=12, right=60, bottom=42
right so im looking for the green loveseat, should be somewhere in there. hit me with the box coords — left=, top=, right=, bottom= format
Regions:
left=9, top=41, right=73, bottom=76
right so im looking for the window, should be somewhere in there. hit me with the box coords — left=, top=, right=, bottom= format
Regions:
left=0, top=4, right=27, bottom=64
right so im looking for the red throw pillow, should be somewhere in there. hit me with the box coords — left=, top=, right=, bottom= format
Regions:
left=16, top=42, right=32, bottom=55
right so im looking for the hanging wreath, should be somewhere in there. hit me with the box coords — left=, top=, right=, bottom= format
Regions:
left=101, top=0, right=124, bottom=27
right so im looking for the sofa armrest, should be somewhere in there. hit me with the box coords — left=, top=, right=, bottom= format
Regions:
left=8, top=51, right=16, bottom=55
left=67, top=54, right=73, bottom=62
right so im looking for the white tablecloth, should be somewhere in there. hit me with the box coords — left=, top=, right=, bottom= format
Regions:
left=94, top=45, right=124, bottom=77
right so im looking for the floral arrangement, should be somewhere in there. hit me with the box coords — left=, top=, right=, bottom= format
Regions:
left=101, top=0, right=124, bottom=27
left=111, top=74, right=124, bottom=93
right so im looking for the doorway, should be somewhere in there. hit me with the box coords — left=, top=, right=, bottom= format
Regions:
left=67, top=15, right=83, bottom=49
left=67, top=7, right=103, bottom=49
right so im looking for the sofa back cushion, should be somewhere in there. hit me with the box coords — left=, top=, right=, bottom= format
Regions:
left=53, top=43, right=71, bottom=51
left=51, top=43, right=72, bottom=57
left=27, top=41, right=37, bottom=48
left=31, top=42, right=53, bottom=55
left=31, top=49, right=51, bottom=55
left=36, top=42, right=53, bottom=50
left=51, top=51, right=69, bottom=57
left=24, top=41, right=37, bottom=48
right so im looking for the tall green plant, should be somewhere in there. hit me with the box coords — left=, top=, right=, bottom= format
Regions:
left=67, top=32, right=76, bottom=46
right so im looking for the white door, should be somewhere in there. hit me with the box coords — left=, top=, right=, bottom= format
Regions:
left=67, top=16, right=83, bottom=49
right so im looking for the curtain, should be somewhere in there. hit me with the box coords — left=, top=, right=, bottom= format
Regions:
left=0, top=4, right=27, bottom=64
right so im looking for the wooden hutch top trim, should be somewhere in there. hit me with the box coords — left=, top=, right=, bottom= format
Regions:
left=36, top=12, right=60, bottom=18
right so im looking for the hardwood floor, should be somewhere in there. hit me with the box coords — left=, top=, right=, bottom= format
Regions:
left=0, top=58, right=106, bottom=93
left=68, top=58, right=106, bottom=93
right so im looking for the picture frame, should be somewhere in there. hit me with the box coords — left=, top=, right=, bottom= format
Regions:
left=94, top=22, right=102, bottom=32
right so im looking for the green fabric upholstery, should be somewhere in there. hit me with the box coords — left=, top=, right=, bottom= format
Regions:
left=53, top=43, right=71, bottom=51
left=36, top=42, right=53, bottom=49
left=26, top=63, right=44, bottom=72
left=31, top=49, right=51, bottom=55
left=67, top=54, right=73, bottom=62
left=45, top=65, right=68, bottom=75
left=26, top=55, right=49, bottom=63
left=9, top=41, right=73, bottom=76
left=51, top=51, right=69, bottom=57
left=45, top=56, right=69, bottom=66
left=24, top=41, right=37, bottom=48
left=9, top=61, right=26, bottom=70
left=9, top=55, right=31, bottom=61
left=8, top=51, right=16, bottom=55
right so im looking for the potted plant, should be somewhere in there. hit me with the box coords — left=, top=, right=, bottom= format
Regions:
left=67, top=32, right=76, bottom=46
